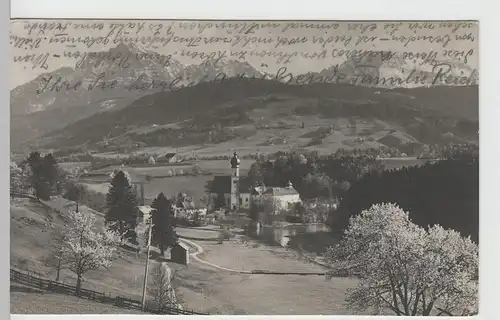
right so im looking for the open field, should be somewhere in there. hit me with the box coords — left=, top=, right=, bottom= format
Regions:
left=58, top=162, right=91, bottom=172
left=192, top=159, right=253, bottom=175
left=90, top=163, right=193, bottom=176
left=81, top=174, right=214, bottom=205
left=190, top=237, right=328, bottom=274
left=11, top=196, right=358, bottom=315
left=80, top=158, right=254, bottom=204
left=174, top=266, right=356, bottom=315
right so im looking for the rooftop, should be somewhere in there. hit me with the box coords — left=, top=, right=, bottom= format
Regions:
left=263, top=186, right=300, bottom=196
left=210, top=176, right=253, bottom=194
left=138, top=205, right=153, bottom=214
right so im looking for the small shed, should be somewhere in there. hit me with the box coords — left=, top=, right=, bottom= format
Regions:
left=138, top=205, right=153, bottom=224
left=171, top=242, right=189, bottom=265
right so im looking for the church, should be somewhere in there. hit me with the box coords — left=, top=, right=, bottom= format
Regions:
left=208, top=152, right=253, bottom=211
left=208, top=152, right=301, bottom=212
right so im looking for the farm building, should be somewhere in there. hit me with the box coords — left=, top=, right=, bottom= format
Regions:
left=170, top=242, right=190, bottom=265
left=138, top=205, right=153, bottom=224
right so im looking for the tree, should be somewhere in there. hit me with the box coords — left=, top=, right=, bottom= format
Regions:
left=151, top=193, right=178, bottom=256
left=26, top=151, right=51, bottom=201
left=175, top=192, right=188, bottom=208
left=214, top=193, right=227, bottom=210
left=62, top=211, right=121, bottom=296
left=334, top=157, right=479, bottom=243
left=248, top=162, right=264, bottom=187
left=64, top=167, right=88, bottom=212
left=149, top=262, right=177, bottom=312
left=301, top=173, right=334, bottom=199
left=10, top=161, right=23, bottom=195
left=42, top=153, right=61, bottom=194
left=325, top=203, right=478, bottom=316
left=106, top=170, right=139, bottom=238
left=262, top=196, right=282, bottom=224
left=43, top=218, right=66, bottom=282
left=249, top=201, right=264, bottom=223
left=64, top=181, right=87, bottom=213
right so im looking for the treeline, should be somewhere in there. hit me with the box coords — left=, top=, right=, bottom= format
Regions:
left=246, top=149, right=386, bottom=200
left=10, top=152, right=65, bottom=200
left=332, top=153, right=479, bottom=243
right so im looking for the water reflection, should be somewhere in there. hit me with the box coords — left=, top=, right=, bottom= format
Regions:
left=247, top=223, right=330, bottom=247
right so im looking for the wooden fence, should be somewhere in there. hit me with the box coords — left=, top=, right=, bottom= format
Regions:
left=10, top=268, right=207, bottom=315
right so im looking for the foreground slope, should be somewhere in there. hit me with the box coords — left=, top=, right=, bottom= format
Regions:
left=10, top=196, right=358, bottom=315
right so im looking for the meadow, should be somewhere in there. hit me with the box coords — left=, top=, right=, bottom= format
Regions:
left=79, top=159, right=255, bottom=205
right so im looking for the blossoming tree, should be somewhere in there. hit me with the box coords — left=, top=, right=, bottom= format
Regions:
left=62, top=211, right=121, bottom=295
left=325, top=203, right=478, bottom=316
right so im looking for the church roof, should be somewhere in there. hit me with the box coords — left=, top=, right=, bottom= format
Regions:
left=263, top=184, right=299, bottom=196
left=211, top=176, right=231, bottom=194
left=210, top=176, right=253, bottom=194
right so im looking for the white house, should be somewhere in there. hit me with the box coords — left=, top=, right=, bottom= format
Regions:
left=260, top=181, right=301, bottom=211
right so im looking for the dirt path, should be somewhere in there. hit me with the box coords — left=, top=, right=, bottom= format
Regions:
left=179, top=238, right=251, bottom=274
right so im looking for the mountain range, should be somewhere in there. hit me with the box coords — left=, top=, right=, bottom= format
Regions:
left=10, top=43, right=479, bottom=152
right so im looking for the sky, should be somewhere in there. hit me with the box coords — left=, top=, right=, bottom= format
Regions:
left=9, top=19, right=478, bottom=89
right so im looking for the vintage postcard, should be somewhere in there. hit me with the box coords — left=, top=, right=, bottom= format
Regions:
left=9, top=19, right=478, bottom=315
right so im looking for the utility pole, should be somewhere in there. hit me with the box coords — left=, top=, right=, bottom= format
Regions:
left=141, top=219, right=153, bottom=311
left=201, top=287, right=204, bottom=313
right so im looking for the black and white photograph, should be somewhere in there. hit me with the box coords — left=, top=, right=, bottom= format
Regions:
left=9, top=18, right=479, bottom=316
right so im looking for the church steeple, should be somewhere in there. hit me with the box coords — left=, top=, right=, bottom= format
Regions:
left=230, top=152, right=240, bottom=211
left=230, top=152, right=240, bottom=169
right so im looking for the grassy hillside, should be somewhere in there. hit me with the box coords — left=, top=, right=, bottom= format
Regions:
left=10, top=197, right=158, bottom=300
left=11, top=288, right=145, bottom=314
left=35, top=79, right=478, bottom=155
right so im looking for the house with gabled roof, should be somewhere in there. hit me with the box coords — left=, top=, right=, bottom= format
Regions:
left=251, top=181, right=301, bottom=212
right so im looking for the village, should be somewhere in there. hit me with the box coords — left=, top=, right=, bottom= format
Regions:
left=11, top=148, right=349, bottom=314
left=136, top=152, right=317, bottom=240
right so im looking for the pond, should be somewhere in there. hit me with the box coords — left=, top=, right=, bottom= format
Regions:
left=246, top=223, right=331, bottom=247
